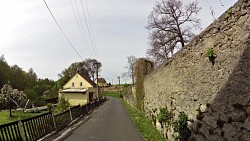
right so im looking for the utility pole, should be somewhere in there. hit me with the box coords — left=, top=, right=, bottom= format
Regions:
left=118, top=76, right=121, bottom=96
left=95, top=62, right=101, bottom=99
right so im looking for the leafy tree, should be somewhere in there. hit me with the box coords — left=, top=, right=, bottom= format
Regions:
left=56, top=96, right=70, bottom=113
left=26, top=68, right=37, bottom=88
left=0, top=55, right=57, bottom=108
left=147, top=0, right=201, bottom=63
left=0, top=84, right=27, bottom=117
left=58, top=59, right=102, bottom=86
left=58, top=61, right=89, bottom=86
left=0, top=55, right=11, bottom=89
left=84, top=58, right=102, bottom=81
left=122, top=56, right=137, bottom=85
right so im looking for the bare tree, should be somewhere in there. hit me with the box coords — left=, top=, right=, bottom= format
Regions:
left=122, top=56, right=137, bottom=85
left=147, top=0, right=201, bottom=63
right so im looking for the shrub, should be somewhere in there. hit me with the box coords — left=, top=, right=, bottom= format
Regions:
left=172, top=112, right=191, bottom=141
left=157, top=108, right=171, bottom=124
left=46, top=103, right=53, bottom=112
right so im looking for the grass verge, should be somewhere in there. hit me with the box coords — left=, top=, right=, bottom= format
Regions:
left=101, top=91, right=121, bottom=98
left=122, top=99, right=166, bottom=141
left=0, top=110, right=48, bottom=125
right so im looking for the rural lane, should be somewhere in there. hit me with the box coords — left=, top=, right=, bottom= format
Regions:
left=63, top=97, right=144, bottom=141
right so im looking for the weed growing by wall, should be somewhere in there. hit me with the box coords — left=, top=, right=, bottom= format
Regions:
left=172, top=112, right=191, bottom=141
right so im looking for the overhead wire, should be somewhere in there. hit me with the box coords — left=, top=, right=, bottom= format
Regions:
left=43, top=0, right=84, bottom=61
left=69, top=0, right=94, bottom=58
left=79, top=0, right=99, bottom=59
left=82, top=0, right=99, bottom=58
left=74, top=0, right=97, bottom=59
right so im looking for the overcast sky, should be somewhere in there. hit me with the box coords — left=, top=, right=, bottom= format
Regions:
left=0, top=0, right=237, bottom=84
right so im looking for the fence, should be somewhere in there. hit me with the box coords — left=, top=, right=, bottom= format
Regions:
left=0, top=97, right=106, bottom=141
left=21, top=113, right=55, bottom=141
left=0, top=121, right=22, bottom=141
left=54, top=110, right=71, bottom=132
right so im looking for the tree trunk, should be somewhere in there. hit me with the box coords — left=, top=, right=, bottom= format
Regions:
left=9, top=97, right=12, bottom=118
left=132, top=68, right=135, bottom=86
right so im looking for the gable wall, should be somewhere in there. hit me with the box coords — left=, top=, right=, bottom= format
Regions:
left=63, top=73, right=93, bottom=89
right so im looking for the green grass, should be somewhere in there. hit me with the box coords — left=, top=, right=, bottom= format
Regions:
left=122, top=100, right=166, bottom=141
left=0, top=110, right=48, bottom=125
left=101, top=91, right=121, bottom=98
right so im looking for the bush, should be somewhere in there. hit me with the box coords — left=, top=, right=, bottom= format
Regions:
left=46, top=103, right=53, bottom=112
left=157, top=108, right=171, bottom=124
left=172, top=112, right=191, bottom=141
left=55, top=97, right=70, bottom=113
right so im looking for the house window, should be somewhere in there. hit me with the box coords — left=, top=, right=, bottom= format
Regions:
left=72, top=82, right=74, bottom=87
left=80, top=82, right=83, bottom=86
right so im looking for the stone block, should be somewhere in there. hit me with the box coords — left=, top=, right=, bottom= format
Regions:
left=244, top=118, right=250, bottom=130
left=240, top=131, right=250, bottom=141
left=246, top=107, right=250, bottom=115
left=200, top=104, right=207, bottom=113
left=222, top=123, right=237, bottom=140
left=203, top=115, right=217, bottom=128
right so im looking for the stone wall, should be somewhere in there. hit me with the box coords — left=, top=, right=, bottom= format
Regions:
left=144, top=0, right=250, bottom=140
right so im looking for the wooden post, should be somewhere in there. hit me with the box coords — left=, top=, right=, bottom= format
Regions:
left=95, top=62, right=101, bottom=99
left=118, top=76, right=121, bottom=96
left=18, top=120, right=26, bottom=141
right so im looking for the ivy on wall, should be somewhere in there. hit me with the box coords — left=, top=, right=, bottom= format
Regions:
left=134, top=58, right=153, bottom=111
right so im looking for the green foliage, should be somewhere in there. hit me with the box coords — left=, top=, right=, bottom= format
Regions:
left=134, top=58, right=153, bottom=111
left=55, top=97, right=70, bottom=113
left=0, top=55, right=11, bottom=89
left=172, top=112, right=190, bottom=141
left=0, top=55, right=58, bottom=108
left=120, top=84, right=132, bottom=98
left=101, top=91, right=120, bottom=98
left=122, top=100, right=166, bottom=141
left=151, top=114, right=157, bottom=127
left=226, top=8, right=232, bottom=18
left=28, top=109, right=41, bottom=113
left=58, top=59, right=102, bottom=86
left=157, top=108, right=171, bottom=124
left=0, top=110, right=48, bottom=125
left=207, top=48, right=216, bottom=58
left=0, top=84, right=27, bottom=117
left=47, top=103, right=53, bottom=112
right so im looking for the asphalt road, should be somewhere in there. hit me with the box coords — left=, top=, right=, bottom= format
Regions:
left=63, top=97, right=144, bottom=141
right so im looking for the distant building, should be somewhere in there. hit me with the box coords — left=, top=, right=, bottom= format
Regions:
left=95, top=78, right=108, bottom=87
left=59, top=73, right=97, bottom=106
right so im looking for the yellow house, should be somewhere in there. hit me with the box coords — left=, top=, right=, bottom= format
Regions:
left=59, top=73, right=97, bottom=106
left=95, top=78, right=108, bottom=87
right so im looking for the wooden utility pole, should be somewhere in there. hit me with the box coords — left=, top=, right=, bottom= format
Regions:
left=118, top=76, right=121, bottom=96
left=95, top=62, right=101, bottom=99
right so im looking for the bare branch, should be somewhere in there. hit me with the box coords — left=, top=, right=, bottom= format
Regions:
left=146, top=0, right=201, bottom=64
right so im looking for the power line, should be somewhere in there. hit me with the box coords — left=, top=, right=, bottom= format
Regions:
left=74, top=0, right=97, bottom=58
left=84, top=0, right=99, bottom=58
left=69, top=0, right=94, bottom=58
left=80, top=0, right=98, bottom=58
left=43, top=0, right=84, bottom=61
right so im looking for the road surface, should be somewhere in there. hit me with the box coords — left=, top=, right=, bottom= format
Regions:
left=63, top=97, right=144, bottom=141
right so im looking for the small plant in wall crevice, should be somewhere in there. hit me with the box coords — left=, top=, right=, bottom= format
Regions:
left=157, top=108, right=171, bottom=128
left=172, top=112, right=191, bottom=141
left=226, top=8, right=232, bottom=18
left=207, top=48, right=217, bottom=65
